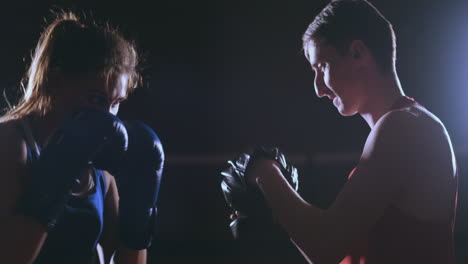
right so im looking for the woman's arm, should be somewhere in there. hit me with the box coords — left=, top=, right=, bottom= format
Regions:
left=99, top=171, right=147, bottom=264
left=113, top=247, right=147, bottom=264
left=99, top=171, right=118, bottom=264
left=0, top=122, right=48, bottom=263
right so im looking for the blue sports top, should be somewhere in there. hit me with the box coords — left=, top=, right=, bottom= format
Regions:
left=19, top=119, right=107, bottom=264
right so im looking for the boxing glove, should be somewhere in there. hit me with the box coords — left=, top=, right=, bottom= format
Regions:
left=221, top=146, right=299, bottom=240
left=17, top=108, right=128, bottom=231
left=110, top=120, right=164, bottom=250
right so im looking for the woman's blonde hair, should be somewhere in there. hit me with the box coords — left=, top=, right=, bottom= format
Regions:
left=1, top=10, right=141, bottom=121
left=1, top=10, right=141, bottom=195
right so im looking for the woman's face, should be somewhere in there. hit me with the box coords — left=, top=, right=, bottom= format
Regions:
left=54, top=72, right=129, bottom=116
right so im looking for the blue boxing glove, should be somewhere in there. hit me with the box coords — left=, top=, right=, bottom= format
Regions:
left=110, top=121, right=164, bottom=250
left=17, top=108, right=128, bottom=231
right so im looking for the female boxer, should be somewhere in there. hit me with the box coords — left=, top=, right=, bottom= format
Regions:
left=0, top=11, right=163, bottom=264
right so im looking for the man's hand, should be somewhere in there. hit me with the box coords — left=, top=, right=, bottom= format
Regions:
left=220, top=146, right=299, bottom=240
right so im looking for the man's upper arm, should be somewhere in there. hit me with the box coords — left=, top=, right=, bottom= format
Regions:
left=314, top=112, right=418, bottom=255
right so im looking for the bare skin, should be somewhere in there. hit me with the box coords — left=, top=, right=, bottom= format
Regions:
left=243, top=40, right=458, bottom=263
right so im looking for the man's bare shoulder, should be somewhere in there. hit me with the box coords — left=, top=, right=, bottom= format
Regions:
left=368, top=106, right=456, bottom=220
left=379, top=105, right=443, bottom=133
left=363, top=104, right=450, bottom=161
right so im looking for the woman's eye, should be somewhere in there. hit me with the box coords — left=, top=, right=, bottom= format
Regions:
left=89, top=95, right=108, bottom=106
left=111, top=98, right=124, bottom=107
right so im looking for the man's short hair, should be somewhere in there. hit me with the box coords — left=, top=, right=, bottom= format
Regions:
left=303, top=0, right=396, bottom=73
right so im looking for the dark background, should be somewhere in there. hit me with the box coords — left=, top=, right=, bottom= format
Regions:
left=1, top=0, right=468, bottom=263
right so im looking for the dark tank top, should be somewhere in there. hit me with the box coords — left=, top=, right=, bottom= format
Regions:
left=20, top=120, right=107, bottom=264
left=340, top=96, right=456, bottom=264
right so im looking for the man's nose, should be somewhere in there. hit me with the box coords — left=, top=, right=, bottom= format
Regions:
left=314, top=73, right=327, bottom=98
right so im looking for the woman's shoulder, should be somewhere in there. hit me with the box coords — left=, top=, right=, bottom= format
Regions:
left=0, top=118, right=31, bottom=215
left=0, top=118, right=29, bottom=165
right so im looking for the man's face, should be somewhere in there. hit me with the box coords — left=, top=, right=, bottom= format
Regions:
left=306, top=40, right=361, bottom=116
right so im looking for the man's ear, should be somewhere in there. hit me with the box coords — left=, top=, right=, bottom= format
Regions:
left=349, top=40, right=369, bottom=60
